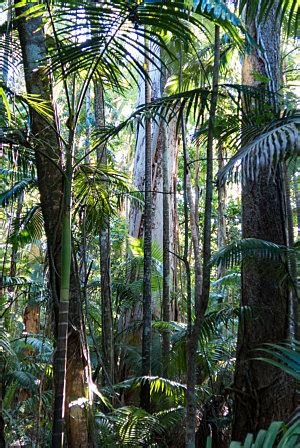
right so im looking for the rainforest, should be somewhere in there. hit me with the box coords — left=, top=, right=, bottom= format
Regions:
left=0, top=0, right=299, bottom=447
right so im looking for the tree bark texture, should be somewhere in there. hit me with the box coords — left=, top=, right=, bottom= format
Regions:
left=232, top=1, right=297, bottom=440
left=15, top=5, right=92, bottom=446
left=140, top=38, right=152, bottom=411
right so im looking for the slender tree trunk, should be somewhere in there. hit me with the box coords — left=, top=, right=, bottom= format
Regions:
left=294, top=173, right=300, bottom=239
left=185, top=26, right=220, bottom=448
left=161, top=66, right=171, bottom=375
left=217, top=144, right=226, bottom=281
left=94, top=81, right=114, bottom=387
left=15, top=4, right=92, bottom=446
left=52, top=136, right=73, bottom=447
left=232, top=1, right=296, bottom=440
left=0, top=289, right=5, bottom=448
left=140, top=37, right=152, bottom=411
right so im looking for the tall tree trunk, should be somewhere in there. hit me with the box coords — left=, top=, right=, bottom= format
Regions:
left=0, top=282, right=5, bottom=448
left=217, top=144, right=226, bottom=281
left=161, top=65, right=171, bottom=375
left=232, top=1, right=297, bottom=440
left=123, top=46, right=178, bottom=385
left=185, top=25, right=220, bottom=448
left=15, top=4, right=92, bottom=446
left=140, top=37, right=152, bottom=412
left=94, top=81, right=114, bottom=387
left=52, top=133, right=73, bottom=447
left=294, top=172, right=300, bottom=239
left=129, top=51, right=178, bottom=293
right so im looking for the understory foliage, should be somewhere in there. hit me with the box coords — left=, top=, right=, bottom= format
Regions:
left=0, top=0, right=299, bottom=446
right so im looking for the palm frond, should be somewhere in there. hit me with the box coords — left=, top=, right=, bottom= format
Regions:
left=154, top=406, right=184, bottom=431
left=211, top=272, right=241, bottom=289
left=2, top=84, right=54, bottom=121
left=1, top=275, right=33, bottom=288
left=7, top=370, right=38, bottom=393
left=89, top=87, right=212, bottom=162
left=46, top=0, right=244, bottom=96
left=210, top=238, right=293, bottom=269
left=195, top=0, right=244, bottom=41
left=9, top=204, right=44, bottom=247
left=17, top=336, right=53, bottom=363
left=239, top=0, right=300, bottom=38
left=0, top=177, right=36, bottom=206
left=74, top=163, right=130, bottom=233
left=45, top=0, right=201, bottom=89
left=229, top=420, right=300, bottom=448
left=111, top=406, right=164, bottom=446
left=255, top=340, right=300, bottom=381
left=0, top=325, right=15, bottom=358
left=217, top=115, right=300, bottom=185
left=111, top=375, right=186, bottom=401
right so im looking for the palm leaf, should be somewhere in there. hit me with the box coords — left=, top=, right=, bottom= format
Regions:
left=46, top=0, right=244, bottom=92
left=0, top=177, right=37, bottom=206
left=229, top=420, right=300, bottom=447
left=0, top=325, right=15, bottom=358
left=255, top=340, right=300, bottom=381
left=87, top=87, right=212, bottom=163
left=111, top=375, right=186, bottom=401
left=210, top=238, right=293, bottom=269
left=217, top=115, right=300, bottom=185
left=9, top=204, right=44, bottom=247
left=211, top=272, right=241, bottom=289
left=74, top=163, right=130, bottom=233
left=239, top=0, right=300, bottom=38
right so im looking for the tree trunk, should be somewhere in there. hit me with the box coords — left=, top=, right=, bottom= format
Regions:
left=15, top=4, right=92, bottom=446
left=185, top=25, right=220, bottom=448
left=294, top=172, right=300, bottom=239
left=161, top=65, right=171, bottom=375
left=129, top=51, right=178, bottom=300
left=94, top=81, right=114, bottom=387
left=0, top=280, right=5, bottom=448
left=52, top=134, right=73, bottom=447
left=140, top=37, right=152, bottom=412
left=123, top=46, right=179, bottom=385
left=232, top=1, right=297, bottom=440
left=217, top=144, right=226, bottom=281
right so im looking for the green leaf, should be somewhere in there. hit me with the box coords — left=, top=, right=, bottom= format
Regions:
left=210, top=238, right=292, bottom=269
